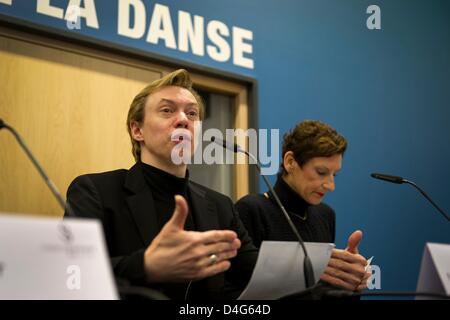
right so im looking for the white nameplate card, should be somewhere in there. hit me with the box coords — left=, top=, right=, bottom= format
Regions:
left=0, top=213, right=118, bottom=299
left=416, top=242, right=450, bottom=299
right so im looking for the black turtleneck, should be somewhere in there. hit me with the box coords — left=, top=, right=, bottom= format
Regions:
left=270, top=176, right=310, bottom=218
left=140, top=162, right=195, bottom=231
left=139, top=162, right=197, bottom=299
left=235, top=175, right=335, bottom=248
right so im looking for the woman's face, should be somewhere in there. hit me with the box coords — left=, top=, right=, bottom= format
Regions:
left=283, top=153, right=342, bottom=205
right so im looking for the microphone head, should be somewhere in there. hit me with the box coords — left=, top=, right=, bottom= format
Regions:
left=371, top=173, right=405, bottom=184
left=210, top=136, right=241, bottom=153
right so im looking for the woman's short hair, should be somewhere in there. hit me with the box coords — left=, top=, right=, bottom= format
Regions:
left=126, top=69, right=204, bottom=162
left=281, top=120, right=347, bottom=174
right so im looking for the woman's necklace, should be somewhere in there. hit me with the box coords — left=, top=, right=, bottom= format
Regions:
left=289, top=210, right=308, bottom=221
left=265, top=192, right=308, bottom=221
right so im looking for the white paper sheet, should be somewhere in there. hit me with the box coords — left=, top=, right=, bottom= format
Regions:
left=238, top=241, right=334, bottom=300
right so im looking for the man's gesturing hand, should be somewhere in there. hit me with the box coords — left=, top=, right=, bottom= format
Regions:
left=144, top=195, right=241, bottom=283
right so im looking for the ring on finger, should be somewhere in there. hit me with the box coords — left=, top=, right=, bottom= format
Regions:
left=208, top=254, right=218, bottom=266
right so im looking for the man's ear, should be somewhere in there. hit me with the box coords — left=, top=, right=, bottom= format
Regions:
left=130, top=121, right=144, bottom=142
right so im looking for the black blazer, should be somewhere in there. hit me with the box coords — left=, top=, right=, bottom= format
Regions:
left=65, top=163, right=257, bottom=300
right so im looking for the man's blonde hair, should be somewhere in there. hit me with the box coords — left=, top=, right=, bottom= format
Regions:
left=126, top=69, right=204, bottom=162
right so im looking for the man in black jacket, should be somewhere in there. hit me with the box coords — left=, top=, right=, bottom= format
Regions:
left=65, top=69, right=257, bottom=300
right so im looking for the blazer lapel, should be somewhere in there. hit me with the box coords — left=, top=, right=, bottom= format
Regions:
left=188, top=182, right=220, bottom=231
left=188, top=182, right=225, bottom=296
left=124, top=163, right=159, bottom=246
left=123, top=165, right=222, bottom=246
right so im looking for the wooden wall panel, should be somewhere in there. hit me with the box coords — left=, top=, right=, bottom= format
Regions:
left=0, top=35, right=161, bottom=217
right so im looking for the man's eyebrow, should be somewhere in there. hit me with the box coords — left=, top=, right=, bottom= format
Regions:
left=158, top=98, right=198, bottom=107
left=158, top=98, right=175, bottom=105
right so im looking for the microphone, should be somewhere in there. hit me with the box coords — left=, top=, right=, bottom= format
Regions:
left=370, top=173, right=404, bottom=184
left=211, top=136, right=316, bottom=289
left=371, top=172, right=450, bottom=222
left=0, top=119, right=66, bottom=211
left=211, top=136, right=243, bottom=153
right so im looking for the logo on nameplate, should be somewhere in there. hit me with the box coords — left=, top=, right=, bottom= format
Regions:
left=58, top=223, right=74, bottom=244
left=40, top=223, right=94, bottom=257
left=0, top=262, right=5, bottom=277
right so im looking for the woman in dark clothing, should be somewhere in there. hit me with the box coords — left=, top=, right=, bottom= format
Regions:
left=236, top=120, right=370, bottom=292
left=235, top=174, right=335, bottom=247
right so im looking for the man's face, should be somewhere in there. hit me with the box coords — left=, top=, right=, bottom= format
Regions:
left=131, top=86, right=201, bottom=168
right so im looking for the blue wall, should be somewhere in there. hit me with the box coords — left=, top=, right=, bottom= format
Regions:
left=2, top=0, right=449, bottom=293
left=252, top=0, right=450, bottom=292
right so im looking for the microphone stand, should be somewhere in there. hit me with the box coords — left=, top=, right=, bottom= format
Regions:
left=402, top=179, right=450, bottom=222
left=243, top=150, right=316, bottom=289
left=371, top=173, right=450, bottom=222
left=210, top=137, right=316, bottom=290
left=1, top=119, right=156, bottom=300
left=0, top=119, right=66, bottom=211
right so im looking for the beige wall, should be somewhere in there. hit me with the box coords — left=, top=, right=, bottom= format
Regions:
left=0, top=34, right=161, bottom=217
